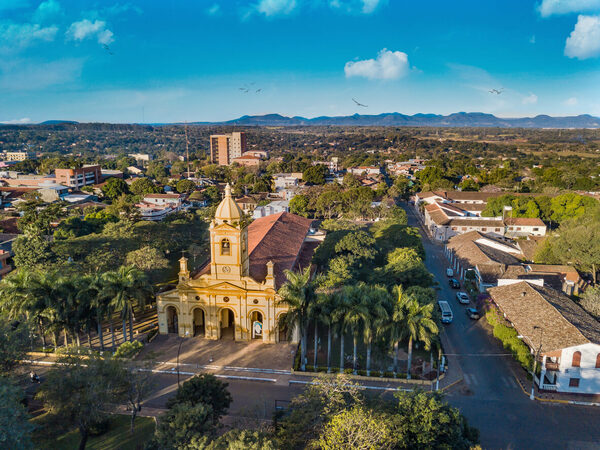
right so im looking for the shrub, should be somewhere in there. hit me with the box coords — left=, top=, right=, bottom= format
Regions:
left=344, top=368, right=354, bottom=374
left=383, top=371, right=395, bottom=378
left=357, top=370, right=367, bottom=376
left=370, top=370, right=381, bottom=377
left=305, top=365, right=315, bottom=372
left=317, top=366, right=328, bottom=373
left=114, top=340, right=143, bottom=359
left=486, top=308, right=533, bottom=372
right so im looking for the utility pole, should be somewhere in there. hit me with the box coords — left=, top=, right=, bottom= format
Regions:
left=184, top=122, right=191, bottom=179
left=530, top=326, right=543, bottom=400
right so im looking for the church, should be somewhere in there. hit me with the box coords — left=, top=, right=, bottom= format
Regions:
left=156, top=184, right=320, bottom=343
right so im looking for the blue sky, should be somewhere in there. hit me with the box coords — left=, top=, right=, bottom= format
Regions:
left=1, top=0, right=600, bottom=123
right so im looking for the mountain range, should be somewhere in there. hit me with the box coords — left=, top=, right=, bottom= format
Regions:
left=5, top=113, right=600, bottom=128
left=190, top=112, right=600, bottom=128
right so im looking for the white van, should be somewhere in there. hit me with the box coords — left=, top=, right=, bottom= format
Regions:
left=446, top=268, right=454, bottom=277
left=438, top=301, right=453, bottom=324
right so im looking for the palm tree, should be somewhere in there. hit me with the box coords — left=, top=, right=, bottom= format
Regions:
left=387, top=286, right=407, bottom=377
left=317, top=292, right=338, bottom=373
left=331, top=290, right=353, bottom=373
left=102, top=266, right=152, bottom=344
left=398, top=293, right=439, bottom=380
left=362, top=285, right=390, bottom=376
left=277, top=267, right=316, bottom=372
left=340, top=284, right=370, bottom=374
left=79, top=274, right=107, bottom=351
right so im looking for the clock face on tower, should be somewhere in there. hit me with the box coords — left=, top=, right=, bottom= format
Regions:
left=222, top=266, right=231, bottom=273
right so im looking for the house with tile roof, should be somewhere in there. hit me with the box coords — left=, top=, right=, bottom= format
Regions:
left=488, top=281, right=600, bottom=395
left=156, top=184, right=319, bottom=343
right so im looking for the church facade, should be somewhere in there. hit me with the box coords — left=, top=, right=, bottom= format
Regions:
left=156, top=184, right=318, bottom=343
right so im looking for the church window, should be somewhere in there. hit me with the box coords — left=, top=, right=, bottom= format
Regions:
left=221, top=238, right=231, bottom=256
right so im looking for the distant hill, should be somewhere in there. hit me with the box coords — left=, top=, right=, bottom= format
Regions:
left=190, top=112, right=600, bottom=128
left=38, top=120, right=79, bottom=125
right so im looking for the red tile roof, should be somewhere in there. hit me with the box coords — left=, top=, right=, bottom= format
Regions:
left=505, top=217, right=545, bottom=226
left=247, top=212, right=314, bottom=288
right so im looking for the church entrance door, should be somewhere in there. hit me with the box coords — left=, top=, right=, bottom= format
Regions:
left=220, top=308, right=235, bottom=340
left=193, top=309, right=205, bottom=337
left=250, top=311, right=263, bottom=339
left=166, top=306, right=178, bottom=334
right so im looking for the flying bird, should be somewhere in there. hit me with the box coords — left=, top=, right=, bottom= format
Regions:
left=238, top=87, right=249, bottom=93
left=352, top=98, right=368, bottom=108
left=255, top=88, right=262, bottom=94
left=489, top=88, right=504, bottom=95
left=102, top=44, right=114, bottom=55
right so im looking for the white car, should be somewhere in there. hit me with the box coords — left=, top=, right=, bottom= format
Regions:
left=456, top=292, right=470, bottom=304
left=446, top=268, right=454, bottom=277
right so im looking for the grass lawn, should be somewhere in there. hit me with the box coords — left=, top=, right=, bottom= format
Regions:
left=32, top=413, right=156, bottom=450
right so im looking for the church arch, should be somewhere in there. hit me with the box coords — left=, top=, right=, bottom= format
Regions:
left=276, top=312, right=289, bottom=342
left=219, top=307, right=236, bottom=340
left=220, top=238, right=231, bottom=256
left=166, top=305, right=179, bottom=334
left=248, top=310, right=264, bottom=339
left=191, top=307, right=207, bottom=338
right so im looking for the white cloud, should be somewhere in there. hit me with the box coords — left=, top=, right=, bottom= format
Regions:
left=565, top=96, right=578, bottom=105
left=345, top=49, right=410, bottom=80
left=522, top=93, right=538, bottom=104
left=255, top=0, right=297, bottom=16
left=0, top=117, right=31, bottom=124
left=529, top=35, right=536, bottom=44
left=66, top=19, right=114, bottom=45
left=34, top=0, right=61, bottom=22
left=538, top=0, right=600, bottom=17
left=207, top=4, right=221, bottom=15
left=564, top=15, right=600, bottom=59
left=329, top=0, right=386, bottom=14
left=0, top=22, right=58, bottom=51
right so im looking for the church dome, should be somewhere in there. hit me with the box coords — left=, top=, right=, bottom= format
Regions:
left=214, top=184, right=243, bottom=224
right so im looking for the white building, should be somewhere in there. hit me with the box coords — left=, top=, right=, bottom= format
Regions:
left=252, top=200, right=290, bottom=219
left=273, top=173, right=302, bottom=190
left=142, top=193, right=183, bottom=207
left=488, top=281, right=600, bottom=395
left=504, top=217, right=547, bottom=237
left=348, top=166, right=381, bottom=176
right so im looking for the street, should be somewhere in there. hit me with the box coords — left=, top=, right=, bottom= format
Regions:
left=404, top=203, right=600, bottom=449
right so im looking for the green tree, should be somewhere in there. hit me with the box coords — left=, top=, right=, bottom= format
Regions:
left=0, top=320, right=30, bottom=375
left=166, top=374, right=233, bottom=424
left=102, top=177, right=129, bottom=200
left=390, top=391, right=479, bottom=449
left=317, top=406, right=392, bottom=450
left=12, top=225, right=53, bottom=268
left=397, top=292, right=439, bottom=380
left=176, top=179, right=197, bottom=194
left=303, top=165, right=329, bottom=185
left=36, top=354, right=126, bottom=450
left=0, top=377, right=34, bottom=450
left=125, top=246, right=170, bottom=272
left=550, top=193, right=598, bottom=224
left=290, top=194, right=310, bottom=217
left=150, top=402, right=215, bottom=450
left=146, top=162, right=169, bottom=181
left=207, top=429, right=276, bottom=450
left=278, top=267, right=317, bottom=371
left=102, top=266, right=153, bottom=343
left=342, top=173, right=361, bottom=188
left=362, top=286, right=390, bottom=376
left=376, top=247, right=433, bottom=288
left=130, top=177, right=161, bottom=196
left=580, top=286, right=600, bottom=319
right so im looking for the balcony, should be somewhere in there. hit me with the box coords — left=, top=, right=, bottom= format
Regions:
left=544, top=361, right=560, bottom=371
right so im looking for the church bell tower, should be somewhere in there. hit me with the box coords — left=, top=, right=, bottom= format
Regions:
left=209, top=184, right=249, bottom=280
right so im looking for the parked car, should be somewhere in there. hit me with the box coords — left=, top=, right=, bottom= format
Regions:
left=446, top=268, right=454, bottom=277
left=449, top=278, right=460, bottom=289
left=466, top=308, right=480, bottom=320
left=456, top=292, right=470, bottom=304
left=438, top=301, right=453, bottom=323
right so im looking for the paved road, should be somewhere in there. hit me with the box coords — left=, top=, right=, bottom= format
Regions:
left=404, top=203, right=600, bottom=449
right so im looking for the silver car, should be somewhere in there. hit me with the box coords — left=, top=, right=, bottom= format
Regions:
left=456, top=292, right=470, bottom=304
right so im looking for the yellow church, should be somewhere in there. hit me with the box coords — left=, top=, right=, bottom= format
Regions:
left=156, top=184, right=319, bottom=343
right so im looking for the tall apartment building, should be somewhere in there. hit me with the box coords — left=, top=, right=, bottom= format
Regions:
left=55, top=165, right=101, bottom=188
left=210, top=132, right=247, bottom=165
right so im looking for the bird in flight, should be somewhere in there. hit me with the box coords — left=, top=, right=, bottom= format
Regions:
left=489, top=88, right=504, bottom=95
left=238, top=87, right=249, bottom=93
left=352, top=98, right=368, bottom=107
left=103, top=44, right=114, bottom=55
left=255, top=88, right=262, bottom=94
